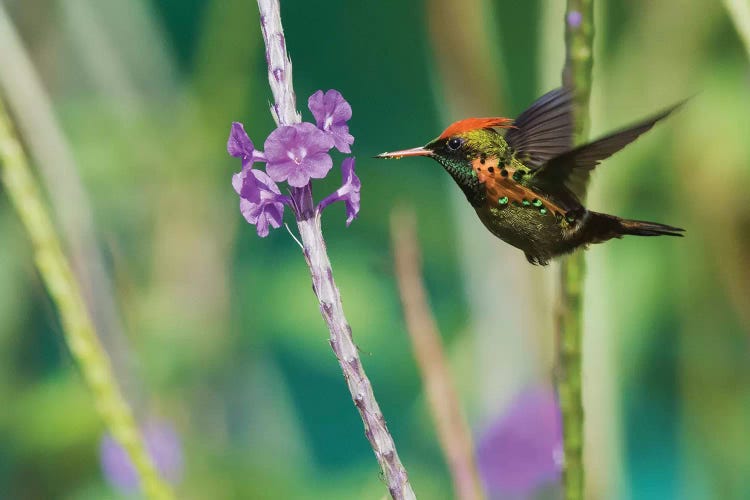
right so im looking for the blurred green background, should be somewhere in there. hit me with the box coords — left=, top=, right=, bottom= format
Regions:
left=0, top=0, right=749, bottom=498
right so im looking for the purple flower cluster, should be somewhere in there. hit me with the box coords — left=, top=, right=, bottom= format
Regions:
left=228, top=90, right=359, bottom=236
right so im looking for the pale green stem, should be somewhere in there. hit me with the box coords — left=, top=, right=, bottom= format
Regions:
left=0, top=1, right=135, bottom=394
left=558, top=2, right=593, bottom=500
left=0, top=97, right=172, bottom=500
left=724, top=0, right=750, bottom=61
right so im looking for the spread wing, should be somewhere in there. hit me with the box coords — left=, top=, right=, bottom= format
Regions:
left=530, top=101, right=685, bottom=202
left=504, top=88, right=574, bottom=169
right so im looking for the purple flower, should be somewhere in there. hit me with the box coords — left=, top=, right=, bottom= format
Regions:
left=567, top=10, right=583, bottom=28
left=232, top=167, right=286, bottom=237
left=264, top=122, right=334, bottom=187
left=227, top=90, right=358, bottom=232
left=477, top=386, right=563, bottom=498
left=227, top=122, right=257, bottom=166
left=308, top=90, right=354, bottom=153
left=100, top=419, right=183, bottom=492
left=318, top=157, right=361, bottom=226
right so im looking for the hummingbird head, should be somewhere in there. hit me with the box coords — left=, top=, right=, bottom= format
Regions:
left=376, top=117, right=514, bottom=204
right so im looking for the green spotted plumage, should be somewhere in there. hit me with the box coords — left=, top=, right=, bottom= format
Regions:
left=377, top=88, right=685, bottom=265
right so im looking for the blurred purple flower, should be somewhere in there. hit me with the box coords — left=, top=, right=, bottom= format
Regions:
left=100, top=419, right=183, bottom=492
left=308, top=89, right=354, bottom=153
left=264, top=122, right=334, bottom=187
left=232, top=167, right=287, bottom=237
left=318, top=157, right=361, bottom=226
left=477, top=386, right=563, bottom=498
left=567, top=10, right=583, bottom=28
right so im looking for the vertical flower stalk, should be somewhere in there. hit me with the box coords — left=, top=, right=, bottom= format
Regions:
left=558, top=2, right=593, bottom=500
left=0, top=100, right=172, bottom=499
left=227, top=1, right=415, bottom=498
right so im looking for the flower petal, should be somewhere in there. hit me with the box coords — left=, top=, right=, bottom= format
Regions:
left=252, top=198, right=285, bottom=237
left=233, top=167, right=261, bottom=203
left=301, top=150, right=333, bottom=181
left=309, top=90, right=352, bottom=127
left=232, top=172, right=243, bottom=194
left=266, top=158, right=300, bottom=184
left=253, top=169, right=283, bottom=195
left=325, top=90, right=352, bottom=124
left=330, top=124, right=354, bottom=153
left=285, top=168, right=311, bottom=188
left=255, top=212, right=271, bottom=237
left=234, top=169, right=285, bottom=236
left=307, top=90, right=326, bottom=126
left=264, top=202, right=284, bottom=229
left=227, top=122, right=254, bottom=161
left=239, top=197, right=256, bottom=224
left=317, top=157, right=361, bottom=225
left=341, top=157, right=361, bottom=225
left=298, top=122, right=334, bottom=151
left=263, top=125, right=299, bottom=163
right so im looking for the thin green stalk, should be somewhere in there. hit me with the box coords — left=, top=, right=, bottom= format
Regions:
left=558, top=2, right=593, bottom=500
left=0, top=97, right=172, bottom=500
left=0, top=2, right=136, bottom=392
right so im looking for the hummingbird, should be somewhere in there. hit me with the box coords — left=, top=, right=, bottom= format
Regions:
left=376, top=88, right=685, bottom=265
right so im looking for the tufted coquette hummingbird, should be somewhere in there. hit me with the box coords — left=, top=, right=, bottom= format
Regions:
left=376, top=88, right=685, bottom=265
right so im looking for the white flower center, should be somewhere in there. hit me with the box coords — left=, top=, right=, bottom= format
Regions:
left=287, top=147, right=306, bottom=165
left=324, top=115, right=333, bottom=130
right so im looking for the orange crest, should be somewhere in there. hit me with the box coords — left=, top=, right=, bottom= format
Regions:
left=438, top=117, right=514, bottom=139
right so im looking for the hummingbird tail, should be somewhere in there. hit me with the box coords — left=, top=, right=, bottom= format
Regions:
left=618, top=218, right=685, bottom=237
left=583, top=212, right=685, bottom=244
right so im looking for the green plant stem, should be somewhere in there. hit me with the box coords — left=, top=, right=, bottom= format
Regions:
left=558, top=2, right=593, bottom=500
left=0, top=97, right=172, bottom=500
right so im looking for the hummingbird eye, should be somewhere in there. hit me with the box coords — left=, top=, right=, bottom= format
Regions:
left=447, top=137, right=464, bottom=151
left=448, top=137, right=464, bottom=151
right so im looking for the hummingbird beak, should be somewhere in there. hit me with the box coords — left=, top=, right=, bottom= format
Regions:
left=374, top=146, right=433, bottom=159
